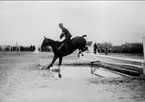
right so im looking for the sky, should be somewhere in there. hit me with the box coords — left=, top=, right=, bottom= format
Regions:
left=0, top=1, right=145, bottom=46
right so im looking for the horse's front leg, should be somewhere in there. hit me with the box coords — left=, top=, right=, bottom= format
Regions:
left=58, top=57, right=63, bottom=78
left=47, top=56, right=58, bottom=69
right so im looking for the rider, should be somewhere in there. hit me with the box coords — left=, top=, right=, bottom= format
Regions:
left=58, top=23, right=72, bottom=50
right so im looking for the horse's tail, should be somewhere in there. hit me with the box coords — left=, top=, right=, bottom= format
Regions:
left=82, top=35, right=87, bottom=38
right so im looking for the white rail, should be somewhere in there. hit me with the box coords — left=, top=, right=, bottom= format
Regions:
left=96, top=54, right=143, bottom=63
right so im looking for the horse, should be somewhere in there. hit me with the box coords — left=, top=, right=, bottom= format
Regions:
left=41, top=35, right=88, bottom=78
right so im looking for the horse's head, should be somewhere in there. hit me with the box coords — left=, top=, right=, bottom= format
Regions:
left=41, top=36, right=47, bottom=50
left=41, top=36, right=58, bottom=50
left=41, top=36, right=53, bottom=50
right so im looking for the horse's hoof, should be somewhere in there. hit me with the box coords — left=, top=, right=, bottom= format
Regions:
left=48, top=64, right=53, bottom=69
left=58, top=74, right=62, bottom=78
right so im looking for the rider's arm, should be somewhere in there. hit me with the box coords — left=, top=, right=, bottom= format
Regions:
left=60, top=28, right=66, bottom=39
left=60, top=32, right=65, bottom=39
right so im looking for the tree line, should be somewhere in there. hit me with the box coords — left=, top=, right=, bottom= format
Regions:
left=93, top=42, right=143, bottom=54
left=0, top=45, right=36, bottom=52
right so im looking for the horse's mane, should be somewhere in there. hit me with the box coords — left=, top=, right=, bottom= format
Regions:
left=44, top=37, right=63, bottom=48
left=55, top=41, right=63, bottom=47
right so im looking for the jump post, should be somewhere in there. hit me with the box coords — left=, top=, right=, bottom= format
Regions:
left=143, top=36, right=145, bottom=75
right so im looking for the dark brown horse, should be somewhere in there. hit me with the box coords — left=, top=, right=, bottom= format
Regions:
left=41, top=35, right=88, bottom=78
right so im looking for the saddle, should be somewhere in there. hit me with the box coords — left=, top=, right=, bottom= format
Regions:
left=58, top=39, right=71, bottom=52
left=58, top=38, right=72, bottom=47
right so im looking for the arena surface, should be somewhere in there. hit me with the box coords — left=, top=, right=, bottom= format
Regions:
left=0, top=52, right=145, bottom=102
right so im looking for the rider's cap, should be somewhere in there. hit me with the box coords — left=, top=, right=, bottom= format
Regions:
left=59, top=23, right=63, bottom=26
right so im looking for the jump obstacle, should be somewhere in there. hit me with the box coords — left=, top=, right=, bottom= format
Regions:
left=80, top=36, right=145, bottom=76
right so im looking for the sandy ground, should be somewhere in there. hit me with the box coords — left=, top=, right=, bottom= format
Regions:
left=0, top=52, right=145, bottom=102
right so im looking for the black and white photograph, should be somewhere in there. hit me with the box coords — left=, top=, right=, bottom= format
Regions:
left=0, top=0, right=145, bottom=102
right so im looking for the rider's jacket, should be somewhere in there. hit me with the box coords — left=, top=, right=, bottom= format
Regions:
left=60, top=27, right=72, bottom=39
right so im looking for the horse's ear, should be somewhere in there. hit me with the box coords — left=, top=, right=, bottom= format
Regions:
left=44, top=36, right=46, bottom=39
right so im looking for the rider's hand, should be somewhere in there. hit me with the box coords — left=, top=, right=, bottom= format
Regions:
left=58, top=39, right=61, bottom=42
left=59, top=37, right=65, bottom=42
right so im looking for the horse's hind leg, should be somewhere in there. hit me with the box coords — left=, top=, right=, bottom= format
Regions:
left=77, top=50, right=82, bottom=58
left=47, top=56, right=57, bottom=69
left=58, top=57, right=63, bottom=78
left=82, top=46, right=88, bottom=52
left=79, top=46, right=88, bottom=56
